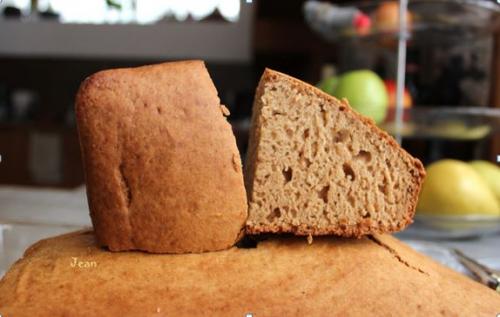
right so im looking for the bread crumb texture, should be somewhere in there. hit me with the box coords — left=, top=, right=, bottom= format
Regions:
left=245, top=69, right=425, bottom=237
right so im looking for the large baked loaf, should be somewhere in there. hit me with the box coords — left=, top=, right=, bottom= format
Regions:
left=75, top=61, right=247, bottom=253
left=1, top=230, right=499, bottom=316
left=245, top=69, right=425, bottom=237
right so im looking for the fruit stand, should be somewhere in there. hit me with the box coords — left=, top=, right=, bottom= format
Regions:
left=305, top=0, right=500, bottom=267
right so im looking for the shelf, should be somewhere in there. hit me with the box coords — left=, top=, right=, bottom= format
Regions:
left=305, top=0, right=500, bottom=46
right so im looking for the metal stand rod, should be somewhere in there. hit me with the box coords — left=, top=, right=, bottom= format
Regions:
left=395, top=0, right=409, bottom=144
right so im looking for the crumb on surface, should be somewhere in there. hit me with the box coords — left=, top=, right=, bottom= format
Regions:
left=220, top=105, right=230, bottom=116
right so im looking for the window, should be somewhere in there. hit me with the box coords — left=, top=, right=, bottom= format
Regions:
left=1, top=0, right=241, bottom=24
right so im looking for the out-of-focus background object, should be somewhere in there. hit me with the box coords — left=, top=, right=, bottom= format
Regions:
left=1, top=0, right=500, bottom=281
left=307, top=0, right=500, bottom=240
left=0, top=185, right=90, bottom=277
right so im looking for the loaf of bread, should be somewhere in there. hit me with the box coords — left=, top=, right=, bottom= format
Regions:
left=1, top=230, right=499, bottom=316
left=245, top=69, right=425, bottom=237
left=75, top=61, right=247, bottom=253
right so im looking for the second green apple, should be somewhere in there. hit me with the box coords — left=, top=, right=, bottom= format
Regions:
left=333, top=70, right=388, bottom=124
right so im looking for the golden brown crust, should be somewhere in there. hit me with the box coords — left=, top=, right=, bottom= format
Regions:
left=75, top=61, right=247, bottom=253
left=245, top=69, right=426, bottom=237
left=1, top=230, right=499, bottom=316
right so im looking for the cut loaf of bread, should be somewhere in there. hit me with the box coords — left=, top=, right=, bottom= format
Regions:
left=2, top=230, right=500, bottom=316
left=245, top=69, right=425, bottom=236
left=76, top=61, right=247, bottom=253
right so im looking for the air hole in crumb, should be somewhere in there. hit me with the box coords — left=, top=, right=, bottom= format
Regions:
left=394, top=182, right=400, bottom=190
left=266, top=207, right=281, bottom=222
left=322, top=208, right=330, bottom=222
left=156, top=107, right=162, bottom=114
left=339, top=106, right=346, bottom=111
left=378, top=184, right=388, bottom=194
left=320, top=104, right=328, bottom=126
left=318, top=185, right=330, bottom=203
left=355, top=150, right=372, bottom=162
left=305, top=158, right=312, bottom=168
left=303, top=129, right=310, bottom=139
left=313, top=142, right=319, bottom=157
left=343, top=163, right=355, bottom=181
left=272, top=110, right=284, bottom=116
left=367, top=165, right=374, bottom=172
left=271, top=131, right=278, bottom=139
left=385, top=159, right=392, bottom=168
left=334, top=129, right=349, bottom=143
left=347, top=195, right=355, bottom=207
left=291, top=208, right=297, bottom=217
left=362, top=212, right=371, bottom=219
left=282, top=167, right=293, bottom=183
left=286, top=128, right=294, bottom=137
left=299, top=151, right=312, bottom=168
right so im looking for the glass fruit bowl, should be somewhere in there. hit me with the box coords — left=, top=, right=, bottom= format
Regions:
left=381, top=106, right=500, bottom=140
left=304, top=0, right=500, bottom=46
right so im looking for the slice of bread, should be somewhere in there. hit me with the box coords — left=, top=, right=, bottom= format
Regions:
left=76, top=61, right=247, bottom=253
left=245, top=69, right=425, bottom=237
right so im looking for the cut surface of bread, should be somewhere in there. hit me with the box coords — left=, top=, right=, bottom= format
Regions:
left=76, top=60, right=247, bottom=253
left=1, top=230, right=499, bottom=316
left=245, top=69, right=425, bottom=237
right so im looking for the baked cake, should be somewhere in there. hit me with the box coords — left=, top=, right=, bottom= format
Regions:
left=245, top=69, right=425, bottom=237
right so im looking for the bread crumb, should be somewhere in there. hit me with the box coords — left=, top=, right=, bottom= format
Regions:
left=307, top=234, right=313, bottom=245
left=220, top=105, right=230, bottom=116
left=232, top=153, right=241, bottom=172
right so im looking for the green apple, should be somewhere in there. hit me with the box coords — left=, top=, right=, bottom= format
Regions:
left=317, top=76, right=339, bottom=96
left=333, top=70, right=388, bottom=124
left=417, top=159, right=500, bottom=216
left=469, top=160, right=500, bottom=203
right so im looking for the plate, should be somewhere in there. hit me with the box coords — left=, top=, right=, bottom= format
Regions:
left=404, top=239, right=500, bottom=275
left=381, top=106, right=500, bottom=140
left=399, top=214, right=500, bottom=239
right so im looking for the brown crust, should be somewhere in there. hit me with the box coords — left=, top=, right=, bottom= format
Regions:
left=1, top=230, right=500, bottom=315
left=245, top=69, right=426, bottom=237
left=75, top=61, right=247, bottom=253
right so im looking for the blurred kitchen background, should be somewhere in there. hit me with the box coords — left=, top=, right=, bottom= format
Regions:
left=1, top=0, right=500, bottom=279
left=0, top=0, right=499, bottom=188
